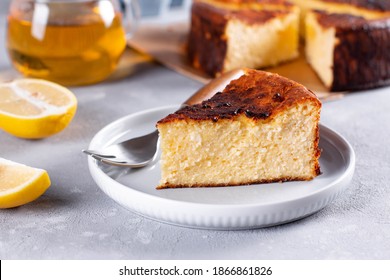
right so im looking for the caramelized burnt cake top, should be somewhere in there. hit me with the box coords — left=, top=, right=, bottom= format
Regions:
left=200, top=0, right=389, bottom=12
left=320, top=0, right=390, bottom=12
left=157, top=69, right=321, bottom=124
left=313, top=9, right=390, bottom=28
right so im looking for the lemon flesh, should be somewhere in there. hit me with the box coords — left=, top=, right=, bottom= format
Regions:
left=0, top=79, right=77, bottom=139
left=0, top=158, right=51, bottom=209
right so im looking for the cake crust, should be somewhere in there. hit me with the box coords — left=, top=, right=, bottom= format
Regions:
left=158, top=69, right=320, bottom=124
left=188, top=2, right=229, bottom=76
left=157, top=176, right=319, bottom=189
left=320, top=0, right=390, bottom=12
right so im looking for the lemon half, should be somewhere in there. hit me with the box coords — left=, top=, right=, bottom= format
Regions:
left=0, top=79, right=77, bottom=139
left=0, top=158, right=51, bottom=209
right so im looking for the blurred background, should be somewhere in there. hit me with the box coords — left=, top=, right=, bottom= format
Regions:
left=140, top=0, right=190, bottom=18
left=0, top=0, right=192, bottom=76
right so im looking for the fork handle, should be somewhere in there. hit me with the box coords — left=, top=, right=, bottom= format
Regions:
left=183, top=69, right=246, bottom=106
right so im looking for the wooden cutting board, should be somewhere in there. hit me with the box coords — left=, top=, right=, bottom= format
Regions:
left=128, top=21, right=344, bottom=102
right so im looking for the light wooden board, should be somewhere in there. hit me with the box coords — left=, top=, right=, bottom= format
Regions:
left=128, top=22, right=344, bottom=101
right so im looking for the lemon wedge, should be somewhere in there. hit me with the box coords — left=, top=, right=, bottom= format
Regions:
left=0, top=79, right=77, bottom=139
left=0, top=158, right=51, bottom=209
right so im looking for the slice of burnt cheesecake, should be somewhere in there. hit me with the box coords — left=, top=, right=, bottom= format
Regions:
left=187, top=0, right=300, bottom=77
left=291, top=0, right=390, bottom=91
left=156, top=69, right=321, bottom=189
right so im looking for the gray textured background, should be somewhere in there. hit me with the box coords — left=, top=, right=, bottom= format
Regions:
left=0, top=0, right=390, bottom=259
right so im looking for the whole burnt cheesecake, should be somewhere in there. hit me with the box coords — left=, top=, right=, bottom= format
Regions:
left=188, top=0, right=390, bottom=91
left=157, top=69, right=321, bottom=189
left=305, top=10, right=390, bottom=91
left=188, top=0, right=300, bottom=77
left=292, top=0, right=390, bottom=91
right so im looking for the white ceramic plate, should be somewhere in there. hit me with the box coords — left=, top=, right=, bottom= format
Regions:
left=87, top=105, right=355, bottom=230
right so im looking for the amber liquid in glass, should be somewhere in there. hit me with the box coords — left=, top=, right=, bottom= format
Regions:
left=7, top=4, right=127, bottom=86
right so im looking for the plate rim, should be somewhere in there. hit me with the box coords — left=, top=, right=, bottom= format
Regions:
left=87, top=105, right=355, bottom=228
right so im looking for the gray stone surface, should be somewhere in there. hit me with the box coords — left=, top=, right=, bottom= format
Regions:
left=0, top=1, right=390, bottom=260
